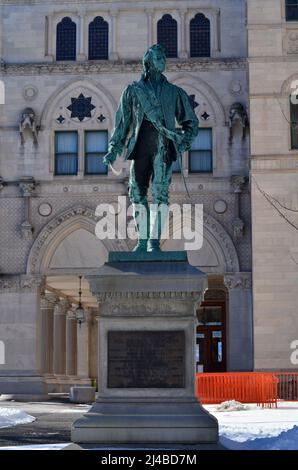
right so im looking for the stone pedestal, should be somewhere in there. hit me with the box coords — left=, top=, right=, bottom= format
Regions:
left=71, top=251, right=218, bottom=444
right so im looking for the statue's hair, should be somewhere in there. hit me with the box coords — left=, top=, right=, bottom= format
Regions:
left=142, top=44, right=166, bottom=79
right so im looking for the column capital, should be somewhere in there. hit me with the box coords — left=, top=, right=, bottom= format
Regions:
left=109, top=9, right=119, bottom=18
left=40, top=293, right=59, bottom=309
left=19, top=177, right=36, bottom=197
left=20, top=274, right=45, bottom=292
left=54, top=298, right=70, bottom=315
left=224, top=273, right=252, bottom=290
left=179, top=8, right=188, bottom=17
left=77, top=8, right=86, bottom=19
left=231, top=175, right=246, bottom=193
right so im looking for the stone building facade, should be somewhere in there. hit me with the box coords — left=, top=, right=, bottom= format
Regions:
left=0, top=0, right=253, bottom=398
left=248, top=0, right=298, bottom=371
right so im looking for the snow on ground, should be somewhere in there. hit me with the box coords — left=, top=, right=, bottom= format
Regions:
left=0, top=401, right=298, bottom=450
left=0, top=444, right=69, bottom=451
left=204, top=401, right=298, bottom=450
left=0, top=408, right=35, bottom=429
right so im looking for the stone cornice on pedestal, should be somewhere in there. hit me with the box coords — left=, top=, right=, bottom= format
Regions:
left=96, top=290, right=202, bottom=302
left=0, top=58, right=247, bottom=76
left=97, top=295, right=202, bottom=317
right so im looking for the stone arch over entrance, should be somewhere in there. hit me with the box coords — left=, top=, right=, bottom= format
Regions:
left=26, top=206, right=129, bottom=275
left=161, top=211, right=240, bottom=273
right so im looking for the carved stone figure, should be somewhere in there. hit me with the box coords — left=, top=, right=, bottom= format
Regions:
left=229, top=102, right=249, bottom=143
left=19, top=107, right=38, bottom=145
left=103, top=44, right=199, bottom=252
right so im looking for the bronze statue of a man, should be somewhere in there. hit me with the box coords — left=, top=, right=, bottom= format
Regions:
left=103, top=44, right=199, bottom=252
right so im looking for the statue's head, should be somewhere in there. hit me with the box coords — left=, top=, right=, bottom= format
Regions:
left=142, top=44, right=166, bottom=78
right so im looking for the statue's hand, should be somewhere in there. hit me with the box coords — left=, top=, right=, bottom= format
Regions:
left=103, top=152, right=117, bottom=166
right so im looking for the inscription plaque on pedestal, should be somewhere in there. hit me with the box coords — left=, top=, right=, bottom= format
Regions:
left=108, top=331, right=185, bottom=388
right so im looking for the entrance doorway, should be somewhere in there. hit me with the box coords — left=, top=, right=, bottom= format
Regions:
left=196, top=300, right=226, bottom=372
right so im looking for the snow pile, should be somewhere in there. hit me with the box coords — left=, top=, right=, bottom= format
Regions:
left=0, top=408, right=35, bottom=429
left=216, top=400, right=247, bottom=412
left=204, top=401, right=298, bottom=449
left=221, top=426, right=298, bottom=450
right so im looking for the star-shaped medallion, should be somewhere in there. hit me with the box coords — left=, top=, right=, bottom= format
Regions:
left=67, top=93, right=96, bottom=122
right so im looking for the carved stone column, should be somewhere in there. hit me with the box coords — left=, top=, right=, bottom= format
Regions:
left=224, top=273, right=253, bottom=371
left=19, top=177, right=36, bottom=240
left=53, top=299, right=69, bottom=376
left=45, top=15, right=54, bottom=61
left=76, top=310, right=89, bottom=378
left=39, top=293, right=58, bottom=375
left=179, top=9, right=188, bottom=59
left=66, top=308, right=77, bottom=377
left=146, top=10, right=154, bottom=48
left=109, top=11, right=119, bottom=60
left=231, top=175, right=246, bottom=241
left=77, top=12, right=87, bottom=61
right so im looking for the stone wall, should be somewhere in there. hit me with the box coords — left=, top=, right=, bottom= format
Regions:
left=0, top=0, right=253, bottom=385
left=248, top=0, right=298, bottom=370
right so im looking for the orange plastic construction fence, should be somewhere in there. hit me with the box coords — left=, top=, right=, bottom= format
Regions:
left=196, top=372, right=279, bottom=408
left=262, top=372, right=298, bottom=401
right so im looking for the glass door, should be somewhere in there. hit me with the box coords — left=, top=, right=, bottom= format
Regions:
left=196, top=301, right=226, bottom=372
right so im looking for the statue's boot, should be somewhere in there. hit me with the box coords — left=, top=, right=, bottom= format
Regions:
left=147, top=204, right=168, bottom=252
left=132, top=203, right=150, bottom=252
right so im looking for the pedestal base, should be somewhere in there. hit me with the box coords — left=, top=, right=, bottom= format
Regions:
left=71, top=398, right=218, bottom=444
left=71, top=251, right=219, bottom=445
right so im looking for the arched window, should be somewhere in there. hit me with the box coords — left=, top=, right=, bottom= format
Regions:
left=157, top=14, right=177, bottom=58
left=286, top=1, right=298, bottom=21
left=88, top=16, right=109, bottom=60
left=190, top=13, right=211, bottom=58
left=56, top=17, right=76, bottom=61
